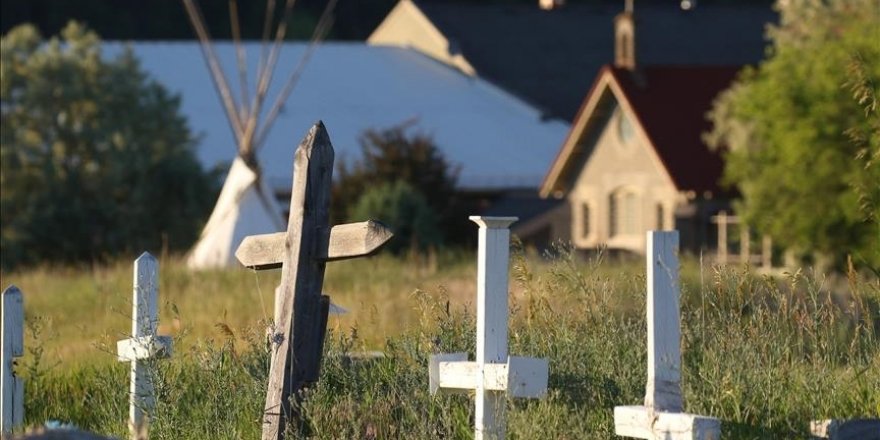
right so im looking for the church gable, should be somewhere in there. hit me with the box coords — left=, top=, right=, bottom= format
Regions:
left=564, top=81, right=678, bottom=251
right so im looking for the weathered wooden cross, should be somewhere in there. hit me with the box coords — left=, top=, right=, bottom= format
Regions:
left=1, top=285, right=24, bottom=435
left=429, top=216, right=549, bottom=440
left=614, top=231, right=720, bottom=440
left=116, top=252, right=172, bottom=440
left=234, top=122, right=393, bottom=440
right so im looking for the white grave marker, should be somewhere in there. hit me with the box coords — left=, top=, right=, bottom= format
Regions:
left=116, top=252, right=172, bottom=439
left=614, top=231, right=720, bottom=440
left=429, top=216, right=549, bottom=440
left=1, top=285, right=24, bottom=434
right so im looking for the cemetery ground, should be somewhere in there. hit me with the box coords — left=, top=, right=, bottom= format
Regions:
left=2, top=248, right=878, bottom=439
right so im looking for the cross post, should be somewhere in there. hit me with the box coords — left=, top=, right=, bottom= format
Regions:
left=234, top=122, right=393, bottom=440
left=614, top=231, right=720, bottom=440
left=429, top=216, right=549, bottom=440
left=116, top=252, right=172, bottom=440
left=1, top=285, right=24, bottom=435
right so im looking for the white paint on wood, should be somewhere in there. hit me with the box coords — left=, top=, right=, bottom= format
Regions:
left=614, top=231, right=720, bottom=440
left=429, top=217, right=548, bottom=440
left=472, top=215, right=517, bottom=440
left=429, top=353, right=468, bottom=395
left=432, top=357, right=549, bottom=399
left=116, top=253, right=172, bottom=440
left=2, top=285, right=24, bottom=434
left=645, top=231, right=683, bottom=412
left=614, top=406, right=720, bottom=440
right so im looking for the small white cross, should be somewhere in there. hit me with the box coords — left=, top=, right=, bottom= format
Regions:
left=116, top=252, right=172, bottom=439
left=614, top=231, right=720, bottom=440
left=429, top=216, right=549, bottom=440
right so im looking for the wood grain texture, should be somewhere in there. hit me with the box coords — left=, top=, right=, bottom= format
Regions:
left=236, top=220, right=393, bottom=269
left=261, top=122, right=334, bottom=440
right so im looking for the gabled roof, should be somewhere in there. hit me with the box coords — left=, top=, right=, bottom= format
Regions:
left=541, top=65, right=740, bottom=197
left=387, top=1, right=775, bottom=120
left=102, top=42, right=569, bottom=191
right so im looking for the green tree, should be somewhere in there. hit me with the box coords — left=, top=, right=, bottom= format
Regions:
left=1, top=22, right=215, bottom=268
left=349, top=180, right=442, bottom=254
left=332, top=122, right=464, bottom=244
left=705, top=0, right=880, bottom=269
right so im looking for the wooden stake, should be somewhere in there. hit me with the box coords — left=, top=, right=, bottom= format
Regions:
left=1, top=285, right=24, bottom=434
left=259, top=122, right=334, bottom=440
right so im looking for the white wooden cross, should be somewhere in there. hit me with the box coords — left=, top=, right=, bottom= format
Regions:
left=429, top=216, right=549, bottom=440
left=116, top=252, right=172, bottom=439
left=1, top=285, right=24, bottom=435
left=614, top=231, right=720, bottom=440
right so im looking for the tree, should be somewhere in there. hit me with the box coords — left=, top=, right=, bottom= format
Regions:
left=705, top=0, right=880, bottom=269
left=332, top=122, right=464, bottom=245
left=1, top=22, right=216, bottom=268
left=349, top=180, right=442, bottom=254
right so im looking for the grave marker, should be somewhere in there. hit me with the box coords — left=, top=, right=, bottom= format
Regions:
left=1, top=285, right=24, bottom=434
left=614, top=231, right=720, bottom=440
left=235, top=122, right=393, bottom=440
left=429, top=216, right=549, bottom=440
left=116, top=252, right=172, bottom=439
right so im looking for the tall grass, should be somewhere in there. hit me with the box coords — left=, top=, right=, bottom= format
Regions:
left=10, top=247, right=880, bottom=438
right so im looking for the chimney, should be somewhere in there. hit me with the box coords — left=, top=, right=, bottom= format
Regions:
left=614, top=0, right=636, bottom=69
left=539, top=0, right=565, bottom=11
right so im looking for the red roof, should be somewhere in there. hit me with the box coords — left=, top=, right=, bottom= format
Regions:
left=607, top=65, right=740, bottom=193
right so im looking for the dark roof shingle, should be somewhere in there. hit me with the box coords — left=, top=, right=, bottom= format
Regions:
left=608, top=65, right=740, bottom=193
left=417, top=1, right=775, bottom=120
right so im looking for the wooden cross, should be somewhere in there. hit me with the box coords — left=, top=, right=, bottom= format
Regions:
left=116, top=252, right=172, bottom=439
left=614, top=231, right=720, bottom=440
left=429, top=217, right=549, bottom=440
left=1, top=285, right=24, bottom=435
left=234, top=122, right=393, bottom=440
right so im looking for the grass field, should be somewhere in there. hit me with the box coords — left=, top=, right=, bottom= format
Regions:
left=2, top=246, right=879, bottom=438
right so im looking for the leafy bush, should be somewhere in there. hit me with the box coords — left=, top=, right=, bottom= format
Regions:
left=0, top=22, right=215, bottom=269
left=348, top=180, right=442, bottom=254
left=332, top=123, right=465, bottom=245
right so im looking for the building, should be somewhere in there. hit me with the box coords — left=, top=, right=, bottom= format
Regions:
left=102, top=42, right=569, bottom=196
left=369, top=0, right=776, bottom=121
left=537, top=6, right=748, bottom=254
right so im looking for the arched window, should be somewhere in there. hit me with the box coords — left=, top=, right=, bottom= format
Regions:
left=609, top=188, right=639, bottom=237
left=580, top=202, right=591, bottom=238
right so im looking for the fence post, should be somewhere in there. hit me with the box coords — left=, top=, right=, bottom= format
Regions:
left=1, top=285, right=24, bottom=434
left=716, top=211, right=728, bottom=264
left=116, top=253, right=172, bottom=439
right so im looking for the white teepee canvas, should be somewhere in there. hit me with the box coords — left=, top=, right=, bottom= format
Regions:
left=181, top=0, right=335, bottom=269
left=186, top=157, right=284, bottom=269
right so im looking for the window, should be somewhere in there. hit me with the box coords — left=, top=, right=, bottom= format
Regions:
left=617, top=110, right=635, bottom=144
left=609, top=188, right=639, bottom=237
left=656, top=203, right=665, bottom=230
left=580, top=202, right=591, bottom=238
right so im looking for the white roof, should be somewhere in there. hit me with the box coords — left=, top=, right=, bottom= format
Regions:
left=103, top=42, right=569, bottom=190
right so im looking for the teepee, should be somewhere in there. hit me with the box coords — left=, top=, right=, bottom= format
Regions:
left=183, top=0, right=336, bottom=269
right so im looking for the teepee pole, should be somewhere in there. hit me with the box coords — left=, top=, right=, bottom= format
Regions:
left=182, top=0, right=245, bottom=144
left=255, top=0, right=337, bottom=151
left=242, top=0, right=297, bottom=160
left=229, top=0, right=251, bottom=122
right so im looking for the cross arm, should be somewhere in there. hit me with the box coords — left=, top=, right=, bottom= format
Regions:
left=429, top=354, right=549, bottom=398
left=117, top=335, right=173, bottom=362
left=614, top=406, right=720, bottom=440
left=235, top=220, right=394, bottom=270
